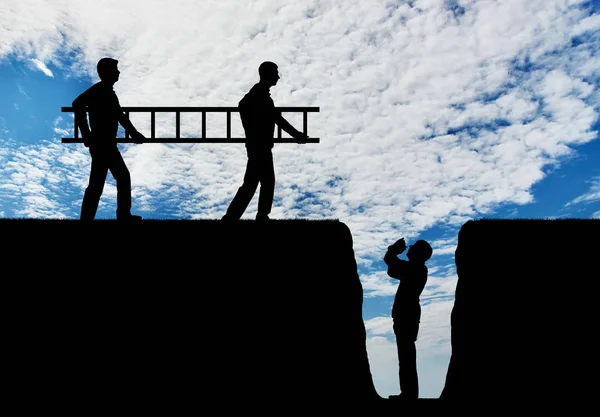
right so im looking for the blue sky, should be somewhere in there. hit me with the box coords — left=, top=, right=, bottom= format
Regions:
left=2, top=0, right=599, bottom=399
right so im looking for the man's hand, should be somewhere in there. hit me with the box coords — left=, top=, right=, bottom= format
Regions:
left=132, top=131, right=145, bottom=144
left=389, top=238, right=407, bottom=254
left=82, top=131, right=95, bottom=148
left=294, top=130, right=309, bottom=144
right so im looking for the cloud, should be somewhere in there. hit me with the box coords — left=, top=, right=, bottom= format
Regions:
left=365, top=316, right=393, bottom=335
left=566, top=176, right=600, bottom=206
left=30, top=58, right=54, bottom=77
left=0, top=139, right=88, bottom=218
left=52, top=116, right=70, bottom=136
left=16, top=83, right=29, bottom=99
left=571, top=10, right=600, bottom=37
left=0, top=117, right=8, bottom=136
left=430, top=237, right=458, bottom=256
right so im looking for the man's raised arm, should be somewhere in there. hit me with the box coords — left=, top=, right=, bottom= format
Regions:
left=384, top=239, right=408, bottom=280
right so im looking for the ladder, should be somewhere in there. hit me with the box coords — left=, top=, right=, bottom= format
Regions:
left=60, top=106, right=320, bottom=144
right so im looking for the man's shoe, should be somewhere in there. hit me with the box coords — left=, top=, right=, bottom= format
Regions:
left=117, top=213, right=142, bottom=221
left=256, top=214, right=271, bottom=221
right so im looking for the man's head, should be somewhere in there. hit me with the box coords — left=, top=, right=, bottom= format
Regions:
left=97, top=57, right=120, bottom=83
left=407, top=240, right=433, bottom=264
left=258, top=61, right=280, bottom=86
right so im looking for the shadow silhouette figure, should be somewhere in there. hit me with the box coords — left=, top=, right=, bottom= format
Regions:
left=384, top=237, right=433, bottom=401
left=221, top=61, right=308, bottom=222
left=72, top=57, right=145, bottom=221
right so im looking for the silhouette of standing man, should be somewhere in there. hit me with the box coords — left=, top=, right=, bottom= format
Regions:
left=384, top=237, right=433, bottom=400
left=73, top=57, right=145, bottom=221
left=222, top=61, right=308, bottom=221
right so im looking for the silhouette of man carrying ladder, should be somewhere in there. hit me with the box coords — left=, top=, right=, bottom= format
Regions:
left=72, top=57, right=145, bottom=221
left=384, top=237, right=433, bottom=400
left=222, top=61, right=308, bottom=221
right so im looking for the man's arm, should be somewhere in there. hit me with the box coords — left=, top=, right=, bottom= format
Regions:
left=275, top=113, right=308, bottom=143
left=384, top=239, right=408, bottom=280
left=72, top=86, right=95, bottom=142
left=116, top=96, right=144, bottom=144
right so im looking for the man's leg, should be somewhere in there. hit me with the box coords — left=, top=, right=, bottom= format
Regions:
left=80, top=147, right=109, bottom=220
left=393, top=320, right=420, bottom=399
left=256, top=149, right=275, bottom=219
left=397, top=338, right=418, bottom=399
left=224, top=148, right=260, bottom=220
left=107, top=146, right=139, bottom=220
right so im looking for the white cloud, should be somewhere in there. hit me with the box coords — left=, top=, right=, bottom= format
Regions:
left=430, top=237, right=458, bottom=256
left=30, top=58, right=54, bottom=77
left=16, top=83, right=29, bottom=99
left=365, top=316, right=393, bottom=335
left=0, top=117, right=8, bottom=137
left=571, top=11, right=600, bottom=37
left=361, top=270, right=399, bottom=298
left=566, top=176, right=600, bottom=206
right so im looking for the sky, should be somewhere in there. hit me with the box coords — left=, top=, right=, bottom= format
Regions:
left=1, top=0, right=599, bottom=399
